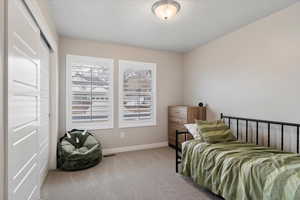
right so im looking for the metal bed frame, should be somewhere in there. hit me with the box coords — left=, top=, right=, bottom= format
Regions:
left=176, top=113, right=300, bottom=173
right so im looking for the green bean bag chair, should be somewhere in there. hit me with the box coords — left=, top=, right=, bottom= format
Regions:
left=57, top=129, right=102, bottom=171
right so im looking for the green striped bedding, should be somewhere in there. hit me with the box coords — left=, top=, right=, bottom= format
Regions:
left=180, top=139, right=300, bottom=200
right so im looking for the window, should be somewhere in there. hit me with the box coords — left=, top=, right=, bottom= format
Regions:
left=66, top=55, right=114, bottom=130
left=119, top=60, right=157, bottom=128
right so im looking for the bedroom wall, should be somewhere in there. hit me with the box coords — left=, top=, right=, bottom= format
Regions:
left=59, top=37, right=184, bottom=150
left=0, top=0, right=4, bottom=198
left=183, top=2, right=300, bottom=151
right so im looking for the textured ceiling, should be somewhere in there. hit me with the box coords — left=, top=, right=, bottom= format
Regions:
left=49, top=0, right=299, bottom=52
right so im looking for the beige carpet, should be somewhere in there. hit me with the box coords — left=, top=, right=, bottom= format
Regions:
left=41, top=147, right=222, bottom=200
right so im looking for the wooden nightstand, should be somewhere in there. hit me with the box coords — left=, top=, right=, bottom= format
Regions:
left=168, top=105, right=206, bottom=147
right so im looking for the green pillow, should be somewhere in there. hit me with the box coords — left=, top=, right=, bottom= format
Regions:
left=196, top=120, right=236, bottom=143
left=194, top=120, right=224, bottom=141
left=195, top=120, right=224, bottom=126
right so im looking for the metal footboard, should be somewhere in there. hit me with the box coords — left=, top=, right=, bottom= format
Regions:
left=175, top=130, right=191, bottom=173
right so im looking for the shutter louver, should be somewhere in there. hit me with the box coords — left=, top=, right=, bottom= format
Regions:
left=119, top=60, right=156, bottom=128
left=67, top=55, right=113, bottom=130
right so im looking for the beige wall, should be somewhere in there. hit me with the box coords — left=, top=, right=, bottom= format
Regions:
left=0, top=0, right=4, bottom=198
left=59, top=37, right=184, bottom=149
left=183, top=3, right=300, bottom=151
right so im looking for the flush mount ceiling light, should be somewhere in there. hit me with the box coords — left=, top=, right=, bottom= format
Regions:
left=152, top=0, right=181, bottom=20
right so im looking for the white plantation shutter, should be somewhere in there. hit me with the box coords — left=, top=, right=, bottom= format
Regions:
left=66, top=55, right=114, bottom=130
left=119, top=60, right=157, bottom=128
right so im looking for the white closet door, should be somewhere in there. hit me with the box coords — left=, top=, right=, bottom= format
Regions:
left=39, top=39, right=50, bottom=187
left=7, top=0, right=41, bottom=199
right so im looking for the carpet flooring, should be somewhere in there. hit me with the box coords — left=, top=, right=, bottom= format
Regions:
left=41, top=147, right=222, bottom=200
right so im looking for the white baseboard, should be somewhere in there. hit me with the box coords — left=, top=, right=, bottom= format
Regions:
left=103, top=141, right=168, bottom=155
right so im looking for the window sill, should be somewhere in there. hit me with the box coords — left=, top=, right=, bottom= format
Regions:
left=119, top=122, right=157, bottom=129
left=67, top=123, right=114, bottom=131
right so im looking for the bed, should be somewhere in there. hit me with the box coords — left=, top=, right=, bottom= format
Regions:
left=176, top=114, right=300, bottom=200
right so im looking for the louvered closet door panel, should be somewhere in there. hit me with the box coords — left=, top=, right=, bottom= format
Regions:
left=7, top=0, right=41, bottom=199
left=39, top=39, right=50, bottom=186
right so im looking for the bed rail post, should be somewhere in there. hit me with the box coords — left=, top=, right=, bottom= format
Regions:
left=246, top=120, right=249, bottom=143
left=297, top=126, right=299, bottom=154
left=267, top=123, right=270, bottom=147
left=281, top=125, right=284, bottom=151
left=176, top=130, right=179, bottom=173
left=256, top=122, right=259, bottom=145
left=237, top=119, right=239, bottom=140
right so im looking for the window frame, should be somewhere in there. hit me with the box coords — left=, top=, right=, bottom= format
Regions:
left=118, top=60, right=157, bottom=128
left=66, top=54, right=114, bottom=131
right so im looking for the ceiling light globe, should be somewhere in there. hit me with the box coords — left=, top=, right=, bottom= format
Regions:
left=152, top=0, right=181, bottom=20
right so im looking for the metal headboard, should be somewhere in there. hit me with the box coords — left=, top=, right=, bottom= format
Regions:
left=220, top=113, right=300, bottom=153
left=175, top=113, right=300, bottom=173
